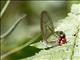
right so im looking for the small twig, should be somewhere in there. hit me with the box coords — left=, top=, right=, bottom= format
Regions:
left=70, top=25, right=79, bottom=60
left=0, top=14, right=27, bottom=39
left=0, top=0, right=10, bottom=18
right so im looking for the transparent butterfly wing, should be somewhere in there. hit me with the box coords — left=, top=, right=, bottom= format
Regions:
left=40, top=11, right=54, bottom=41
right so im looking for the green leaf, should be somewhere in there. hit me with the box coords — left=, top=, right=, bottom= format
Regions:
left=1, top=33, right=42, bottom=60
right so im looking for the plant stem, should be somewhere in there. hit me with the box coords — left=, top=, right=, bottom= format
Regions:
left=70, top=25, right=79, bottom=60
left=0, top=0, right=10, bottom=18
left=0, top=14, right=27, bottom=39
left=1, top=33, right=41, bottom=60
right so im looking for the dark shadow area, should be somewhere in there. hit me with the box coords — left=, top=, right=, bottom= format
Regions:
left=7, top=46, right=41, bottom=60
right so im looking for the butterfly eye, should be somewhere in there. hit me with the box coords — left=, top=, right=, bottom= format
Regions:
left=56, top=31, right=65, bottom=37
left=59, top=31, right=64, bottom=34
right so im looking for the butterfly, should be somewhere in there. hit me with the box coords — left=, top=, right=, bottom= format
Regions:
left=40, top=11, right=67, bottom=47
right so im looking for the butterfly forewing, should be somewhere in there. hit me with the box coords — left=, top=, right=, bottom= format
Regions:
left=41, top=11, right=54, bottom=41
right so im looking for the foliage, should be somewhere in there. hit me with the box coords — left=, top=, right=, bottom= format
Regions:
left=1, top=1, right=80, bottom=60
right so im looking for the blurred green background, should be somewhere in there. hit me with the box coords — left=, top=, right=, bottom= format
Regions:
left=0, top=0, right=80, bottom=60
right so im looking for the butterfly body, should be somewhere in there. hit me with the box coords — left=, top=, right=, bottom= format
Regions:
left=41, top=11, right=67, bottom=47
left=58, top=34, right=67, bottom=45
